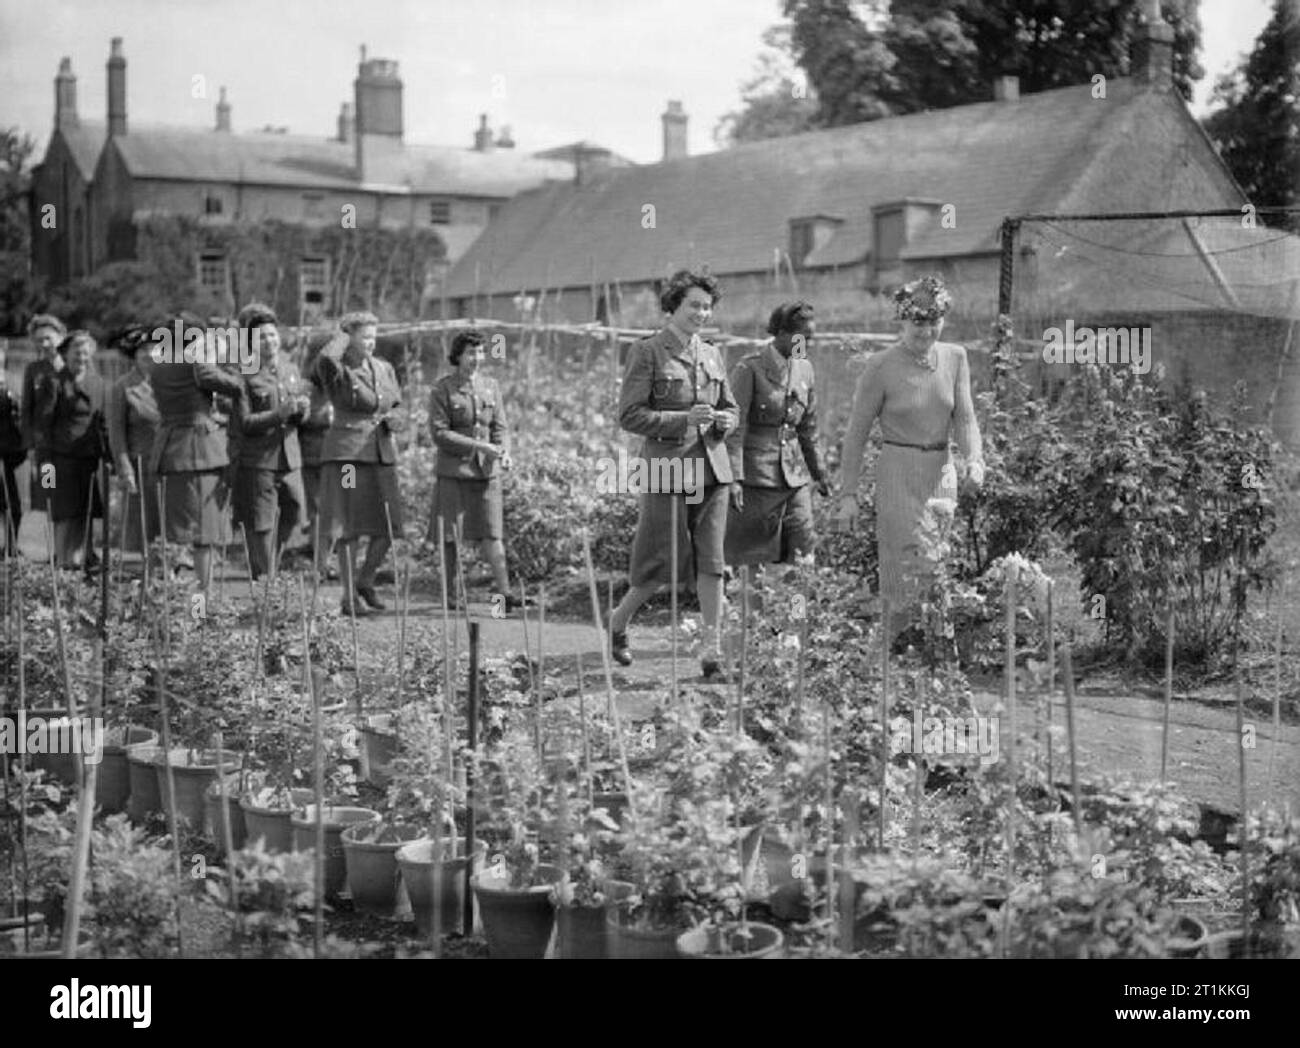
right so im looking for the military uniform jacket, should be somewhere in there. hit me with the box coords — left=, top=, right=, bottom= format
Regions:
left=618, top=327, right=738, bottom=485
left=0, top=384, right=22, bottom=463
left=106, top=369, right=159, bottom=474
left=231, top=362, right=305, bottom=471
left=726, top=345, right=825, bottom=488
left=317, top=351, right=401, bottom=465
left=429, top=373, right=507, bottom=479
left=298, top=355, right=332, bottom=468
left=149, top=359, right=245, bottom=474
left=36, top=368, right=107, bottom=460
left=20, top=356, right=60, bottom=452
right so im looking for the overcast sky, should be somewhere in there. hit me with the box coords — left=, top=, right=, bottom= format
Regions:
left=0, top=0, right=1277, bottom=164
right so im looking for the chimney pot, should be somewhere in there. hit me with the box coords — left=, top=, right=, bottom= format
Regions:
left=474, top=113, right=495, bottom=152
left=661, top=99, right=688, bottom=162
left=107, top=37, right=127, bottom=136
left=496, top=124, right=515, bottom=149
left=993, top=75, right=1019, bottom=101
left=338, top=101, right=355, bottom=143
left=55, top=56, right=78, bottom=130
left=1133, top=0, right=1175, bottom=88
left=354, top=49, right=404, bottom=180
left=215, top=85, right=231, bottom=132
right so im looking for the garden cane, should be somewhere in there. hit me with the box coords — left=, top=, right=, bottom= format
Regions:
left=300, top=573, right=326, bottom=958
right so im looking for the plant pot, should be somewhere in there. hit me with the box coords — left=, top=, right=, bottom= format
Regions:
left=290, top=806, right=381, bottom=899
left=342, top=824, right=428, bottom=918
left=23, top=707, right=83, bottom=785
left=1167, top=915, right=1209, bottom=959
left=358, top=714, right=398, bottom=787
left=204, top=775, right=247, bottom=855
left=471, top=864, right=563, bottom=959
left=396, top=837, right=488, bottom=937
left=606, top=907, right=684, bottom=960
left=97, top=727, right=158, bottom=814
left=156, top=748, right=243, bottom=830
left=5, top=926, right=94, bottom=958
left=555, top=880, right=634, bottom=959
left=126, top=744, right=162, bottom=824
left=676, top=921, right=785, bottom=959
left=241, top=801, right=294, bottom=853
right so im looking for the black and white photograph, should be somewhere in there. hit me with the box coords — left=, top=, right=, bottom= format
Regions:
left=0, top=0, right=1297, bottom=1006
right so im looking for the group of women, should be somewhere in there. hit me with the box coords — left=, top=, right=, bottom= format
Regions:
left=0, top=269, right=984, bottom=661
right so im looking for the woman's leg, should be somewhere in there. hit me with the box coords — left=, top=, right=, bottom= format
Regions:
left=610, top=583, right=659, bottom=633
left=358, top=535, right=390, bottom=589
left=247, top=529, right=273, bottom=580
left=192, top=544, right=212, bottom=590
left=480, top=538, right=509, bottom=596
left=697, top=571, right=725, bottom=657
left=337, top=538, right=358, bottom=603
left=53, top=519, right=75, bottom=566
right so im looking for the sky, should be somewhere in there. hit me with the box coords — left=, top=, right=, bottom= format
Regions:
left=0, top=0, right=1277, bottom=164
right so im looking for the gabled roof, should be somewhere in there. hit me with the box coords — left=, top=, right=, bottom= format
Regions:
left=445, top=78, right=1207, bottom=297
left=100, top=126, right=573, bottom=197
left=45, top=120, right=107, bottom=181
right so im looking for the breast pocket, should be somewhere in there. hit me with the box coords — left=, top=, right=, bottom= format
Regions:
left=448, top=394, right=473, bottom=426
left=651, top=364, right=688, bottom=406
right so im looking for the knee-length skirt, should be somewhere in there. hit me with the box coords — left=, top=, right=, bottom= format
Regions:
left=875, top=445, right=957, bottom=605
left=121, top=462, right=161, bottom=553
left=48, top=454, right=104, bottom=523
left=628, top=483, right=729, bottom=588
left=157, top=469, right=228, bottom=545
left=725, top=484, right=815, bottom=566
left=320, top=461, right=403, bottom=540
left=427, top=475, right=503, bottom=543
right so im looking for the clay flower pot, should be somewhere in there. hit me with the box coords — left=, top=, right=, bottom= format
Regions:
left=291, top=805, right=382, bottom=899
left=156, top=748, right=243, bottom=830
left=97, top=726, right=158, bottom=814
left=471, top=864, right=563, bottom=959
left=342, top=823, right=428, bottom=918
left=676, top=921, right=785, bottom=959
left=396, top=837, right=488, bottom=937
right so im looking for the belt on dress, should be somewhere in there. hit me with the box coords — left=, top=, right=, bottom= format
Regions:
left=883, top=439, right=949, bottom=452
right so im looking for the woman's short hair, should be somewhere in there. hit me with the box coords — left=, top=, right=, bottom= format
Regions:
left=237, top=301, right=279, bottom=331
left=660, top=269, right=722, bottom=315
left=340, top=311, right=379, bottom=333
left=58, top=330, right=96, bottom=356
left=893, top=274, right=952, bottom=323
left=28, top=314, right=66, bottom=338
left=450, top=329, right=487, bottom=366
left=767, top=300, right=815, bottom=337
left=114, top=324, right=155, bottom=358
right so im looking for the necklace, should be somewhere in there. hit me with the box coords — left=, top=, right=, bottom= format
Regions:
left=901, top=343, right=938, bottom=371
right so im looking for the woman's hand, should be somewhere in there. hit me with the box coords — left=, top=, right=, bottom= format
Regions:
left=479, top=441, right=504, bottom=460
left=832, top=494, right=857, bottom=533
left=814, top=479, right=831, bottom=498
left=729, top=482, right=744, bottom=511
left=963, top=460, right=986, bottom=491
left=686, top=403, right=714, bottom=427
left=500, top=451, right=513, bottom=471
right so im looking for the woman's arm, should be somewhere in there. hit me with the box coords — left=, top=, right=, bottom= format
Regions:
left=318, top=355, right=380, bottom=412
left=428, top=383, right=479, bottom=457
left=839, top=354, right=886, bottom=498
left=951, top=345, right=983, bottom=466
left=106, top=379, right=129, bottom=472
left=796, top=378, right=827, bottom=485
left=488, top=379, right=508, bottom=454
left=724, top=360, right=754, bottom=483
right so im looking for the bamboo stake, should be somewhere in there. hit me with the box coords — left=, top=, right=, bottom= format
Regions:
left=384, top=502, right=406, bottom=703
left=839, top=790, right=858, bottom=953
left=463, top=621, right=480, bottom=936
left=344, top=542, right=362, bottom=708
left=1060, top=634, right=1082, bottom=837
left=115, top=470, right=129, bottom=620
left=16, top=571, right=31, bottom=951
left=1045, top=578, right=1054, bottom=786
left=1160, top=606, right=1175, bottom=782
left=823, top=695, right=835, bottom=952
left=153, top=479, right=188, bottom=957
left=452, top=521, right=473, bottom=634
left=670, top=496, right=678, bottom=699
left=1270, top=582, right=1284, bottom=804
left=878, top=597, right=891, bottom=850
left=519, top=580, right=539, bottom=758
left=61, top=635, right=101, bottom=958
left=795, top=574, right=808, bottom=734
left=737, top=565, right=748, bottom=735
left=136, top=455, right=150, bottom=599
left=301, top=573, right=326, bottom=958
left=575, top=652, right=593, bottom=809
left=1234, top=536, right=1250, bottom=952
left=1004, top=560, right=1017, bottom=881
left=43, top=514, right=79, bottom=726
left=437, top=517, right=455, bottom=820
left=213, top=728, right=239, bottom=952
left=536, top=584, right=547, bottom=762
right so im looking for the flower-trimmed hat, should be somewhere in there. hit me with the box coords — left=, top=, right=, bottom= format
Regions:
left=893, top=275, right=952, bottom=323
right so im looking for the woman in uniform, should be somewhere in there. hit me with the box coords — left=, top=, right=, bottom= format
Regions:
left=725, top=300, right=828, bottom=568
left=608, top=268, right=739, bottom=681
left=834, top=275, right=984, bottom=630
left=427, top=328, right=519, bottom=609
left=106, top=324, right=161, bottom=558
left=317, top=311, right=403, bottom=616
left=20, top=313, right=66, bottom=523
left=150, top=310, right=246, bottom=590
left=35, top=330, right=107, bottom=569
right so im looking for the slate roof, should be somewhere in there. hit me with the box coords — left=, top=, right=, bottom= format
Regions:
left=98, top=126, right=573, bottom=197
left=50, top=120, right=107, bottom=181
left=445, top=78, right=1200, bottom=297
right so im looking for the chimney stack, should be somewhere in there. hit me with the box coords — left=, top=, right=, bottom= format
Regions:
left=661, top=100, right=688, bottom=162
left=1133, top=0, right=1175, bottom=89
left=353, top=47, right=404, bottom=181
left=496, top=125, right=515, bottom=149
left=106, top=37, right=127, bottom=136
left=474, top=114, right=495, bottom=152
left=992, top=74, right=1019, bottom=101
left=215, top=86, right=231, bottom=132
left=337, top=101, right=355, bottom=143
left=573, top=144, right=613, bottom=187
left=54, top=57, right=78, bottom=130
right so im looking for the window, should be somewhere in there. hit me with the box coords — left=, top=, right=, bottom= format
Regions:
left=789, top=220, right=815, bottom=267
left=197, top=251, right=229, bottom=294
left=873, top=208, right=905, bottom=266
left=299, top=256, right=330, bottom=314
left=429, top=199, right=451, bottom=225
left=204, top=194, right=224, bottom=215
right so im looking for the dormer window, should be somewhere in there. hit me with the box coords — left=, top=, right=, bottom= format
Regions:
left=871, top=199, right=943, bottom=273
left=429, top=199, right=451, bottom=225
left=788, top=215, right=843, bottom=268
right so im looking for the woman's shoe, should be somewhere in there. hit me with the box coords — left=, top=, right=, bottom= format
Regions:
left=340, top=597, right=370, bottom=617
left=356, top=585, right=387, bottom=611
left=611, top=628, right=632, bottom=666
left=700, top=656, right=731, bottom=683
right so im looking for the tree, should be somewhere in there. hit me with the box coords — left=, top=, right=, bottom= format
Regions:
left=0, top=128, right=41, bottom=334
left=1202, top=0, right=1300, bottom=232
left=721, top=0, right=1205, bottom=144
left=714, top=26, right=821, bottom=146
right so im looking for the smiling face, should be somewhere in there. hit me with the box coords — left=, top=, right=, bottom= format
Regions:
left=776, top=315, right=816, bottom=359
left=347, top=323, right=377, bottom=356
left=256, top=324, right=282, bottom=370
left=32, top=325, right=62, bottom=360
left=670, top=285, right=714, bottom=335
left=456, top=342, right=486, bottom=377
left=64, top=338, right=93, bottom=376
left=901, top=317, right=944, bottom=354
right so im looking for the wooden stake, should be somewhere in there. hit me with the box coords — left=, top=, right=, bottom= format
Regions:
left=1004, top=560, right=1017, bottom=881
left=213, top=728, right=239, bottom=952
left=344, top=542, right=362, bottom=708
left=463, top=621, right=481, bottom=936
left=823, top=695, right=835, bottom=951
left=878, top=598, right=891, bottom=850
left=670, top=496, right=678, bottom=699
left=1045, top=578, right=1054, bottom=787
left=437, top=517, right=455, bottom=811
left=1233, top=536, right=1250, bottom=951
left=737, top=565, right=748, bottom=735
left=537, top=584, right=547, bottom=760
left=575, top=652, right=593, bottom=809
left=1060, top=635, right=1082, bottom=837
left=1161, top=606, right=1175, bottom=782
left=301, top=573, right=326, bottom=958
left=61, top=639, right=100, bottom=958
left=1270, top=583, right=1284, bottom=804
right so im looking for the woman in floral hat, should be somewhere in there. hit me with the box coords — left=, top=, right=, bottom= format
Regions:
left=834, top=275, right=984, bottom=630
